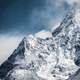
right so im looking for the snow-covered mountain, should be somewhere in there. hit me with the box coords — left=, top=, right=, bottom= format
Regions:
left=0, top=7, right=80, bottom=80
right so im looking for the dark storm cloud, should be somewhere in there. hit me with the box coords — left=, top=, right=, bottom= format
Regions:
left=0, top=0, right=70, bottom=34
left=0, top=0, right=46, bottom=34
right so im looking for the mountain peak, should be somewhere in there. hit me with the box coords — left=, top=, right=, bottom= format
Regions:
left=0, top=7, right=80, bottom=80
left=52, top=7, right=80, bottom=37
left=0, top=30, right=79, bottom=80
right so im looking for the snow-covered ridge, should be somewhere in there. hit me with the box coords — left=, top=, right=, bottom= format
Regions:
left=0, top=30, right=78, bottom=80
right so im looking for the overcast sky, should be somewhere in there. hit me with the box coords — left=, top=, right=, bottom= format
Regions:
left=0, top=0, right=80, bottom=64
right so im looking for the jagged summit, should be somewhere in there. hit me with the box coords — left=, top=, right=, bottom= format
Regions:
left=0, top=7, right=80, bottom=80
left=52, top=7, right=80, bottom=37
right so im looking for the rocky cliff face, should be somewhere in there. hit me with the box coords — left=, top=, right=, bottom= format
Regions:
left=0, top=7, right=80, bottom=80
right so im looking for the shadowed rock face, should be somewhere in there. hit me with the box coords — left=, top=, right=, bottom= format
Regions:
left=0, top=39, right=25, bottom=79
left=68, top=69, right=80, bottom=80
left=74, top=45, right=80, bottom=66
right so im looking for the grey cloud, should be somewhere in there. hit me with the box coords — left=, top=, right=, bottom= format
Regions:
left=0, top=0, right=72, bottom=35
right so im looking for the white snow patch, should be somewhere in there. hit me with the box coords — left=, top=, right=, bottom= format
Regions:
left=35, top=30, right=52, bottom=39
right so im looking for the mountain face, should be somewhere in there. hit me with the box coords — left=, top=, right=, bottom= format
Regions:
left=0, top=8, right=80, bottom=80
left=52, top=7, right=80, bottom=66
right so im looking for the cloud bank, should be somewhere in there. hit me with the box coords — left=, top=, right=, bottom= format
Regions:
left=0, top=35, right=22, bottom=64
left=0, top=0, right=77, bottom=34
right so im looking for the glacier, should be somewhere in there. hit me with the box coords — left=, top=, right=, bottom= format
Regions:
left=0, top=7, right=80, bottom=80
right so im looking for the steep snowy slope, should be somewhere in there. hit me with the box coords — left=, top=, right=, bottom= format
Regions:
left=52, top=7, right=80, bottom=80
